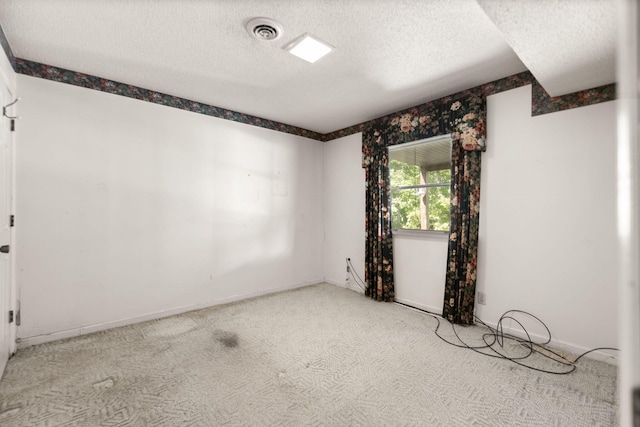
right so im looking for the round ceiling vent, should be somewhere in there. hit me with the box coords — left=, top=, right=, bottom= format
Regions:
left=246, top=17, right=283, bottom=41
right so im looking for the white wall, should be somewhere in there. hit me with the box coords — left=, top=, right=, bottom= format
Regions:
left=323, top=133, right=365, bottom=292
left=322, top=132, right=448, bottom=309
left=15, top=72, right=619, bottom=358
left=393, top=232, right=448, bottom=313
left=16, top=75, right=324, bottom=345
left=323, top=85, right=618, bottom=358
left=476, top=85, right=618, bottom=358
left=0, top=54, right=15, bottom=93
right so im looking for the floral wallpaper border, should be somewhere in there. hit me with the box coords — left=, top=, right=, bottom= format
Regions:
left=9, top=56, right=615, bottom=143
left=15, top=58, right=325, bottom=141
left=362, top=87, right=487, bottom=161
left=530, top=78, right=616, bottom=116
left=323, top=123, right=368, bottom=141
left=0, top=24, right=16, bottom=70
left=327, top=71, right=616, bottom=141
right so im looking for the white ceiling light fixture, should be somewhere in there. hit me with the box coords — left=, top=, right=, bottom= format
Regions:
left=246, top=17, right=283, bottom=41
left=285, top=33, right=333, bottom=63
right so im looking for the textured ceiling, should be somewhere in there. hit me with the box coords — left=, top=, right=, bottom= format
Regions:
left=476, top=0, right=616, bottom=97
left=0, top=0, right=615, bottom=134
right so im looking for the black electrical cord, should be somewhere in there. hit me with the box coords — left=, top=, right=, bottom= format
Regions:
left=393, top=301, right=619, bottom=375
left=344, top=262, right=618, bottom=374
left=346, top=258, right=367, bottom=292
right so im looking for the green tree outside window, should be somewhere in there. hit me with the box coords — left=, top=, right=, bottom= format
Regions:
left=389, top=149, right=451, bottom=231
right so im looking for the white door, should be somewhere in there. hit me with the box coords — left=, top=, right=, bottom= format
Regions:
left=0, top=84, right=14, bottom=376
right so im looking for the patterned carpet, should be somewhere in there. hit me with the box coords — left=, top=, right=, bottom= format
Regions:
left=0, top=283, right=618, bottom=426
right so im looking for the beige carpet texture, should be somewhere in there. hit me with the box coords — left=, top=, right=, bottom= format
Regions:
left=0, top=283, right=618, bottom=426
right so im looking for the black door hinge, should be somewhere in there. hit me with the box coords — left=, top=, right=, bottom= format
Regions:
left=10, top=119, right=14, bottom=132
left=8, top=310, right=13, bottom=323
left=10, top=215, right=14, bottom=227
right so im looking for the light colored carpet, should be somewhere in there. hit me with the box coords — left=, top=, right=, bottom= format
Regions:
left=0, top=283, right=617, bottom=426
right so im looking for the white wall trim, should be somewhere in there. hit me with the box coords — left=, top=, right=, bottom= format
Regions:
left=17, top=279, right=323, bottom=348
left=476, top=318, right=619, bottom=365
left=392, top=301, right=618, bottom=365
left=324, top=278, right=343, bottom=287
left=325, top=279, right=365, bottom=294
left=394, top=297, right=443, bottom=316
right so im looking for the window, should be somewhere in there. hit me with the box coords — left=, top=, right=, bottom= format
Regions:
left=389, top=135, right=451, bottom=232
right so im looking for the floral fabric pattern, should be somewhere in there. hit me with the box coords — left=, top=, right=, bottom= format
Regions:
left=363, top=89, right=485, bottom=320
left=530, top=79, right=616, bottom=116
left=443, top=146, right=481, bottom=324
left=363, top=146, right=395, bottom=301
left=341, top=71, right=615, bottom=143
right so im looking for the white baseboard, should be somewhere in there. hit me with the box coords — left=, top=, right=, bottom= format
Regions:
left=394, top=297, right=443, bottom=316
left=325, top=278, right=365, bottom=294
left=393, top=301, right=617, bottom=365
left=21, top=280, right=617, bottom=366
left=476, top=318, right=618, bottom=365
left=17, top=280, right=322, bottom=348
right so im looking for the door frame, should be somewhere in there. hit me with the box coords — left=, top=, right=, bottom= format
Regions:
left=0, top=59, right=17, bottom=362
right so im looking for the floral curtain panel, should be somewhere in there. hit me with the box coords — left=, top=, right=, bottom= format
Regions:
left=443, top=144, right=482, bottom=324
left=362, top=146, right=394, bottom=301
left=362, top=89, right=485, bottom=323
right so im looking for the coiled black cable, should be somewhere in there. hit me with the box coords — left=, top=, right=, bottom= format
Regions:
left=397, top=302, right=618, bottom=375
left=345, top=260, right=617, bottom=374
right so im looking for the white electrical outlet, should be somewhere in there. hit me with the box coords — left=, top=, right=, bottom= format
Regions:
left=477, top=291, right=486, bottom=305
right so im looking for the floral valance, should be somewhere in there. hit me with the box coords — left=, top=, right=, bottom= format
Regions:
left=362, top=89, right=486, bottom=167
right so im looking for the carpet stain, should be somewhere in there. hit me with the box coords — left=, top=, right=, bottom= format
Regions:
left=217, top=333, right=239, bottom=348
left=0, top=284, right=618, bottom=426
